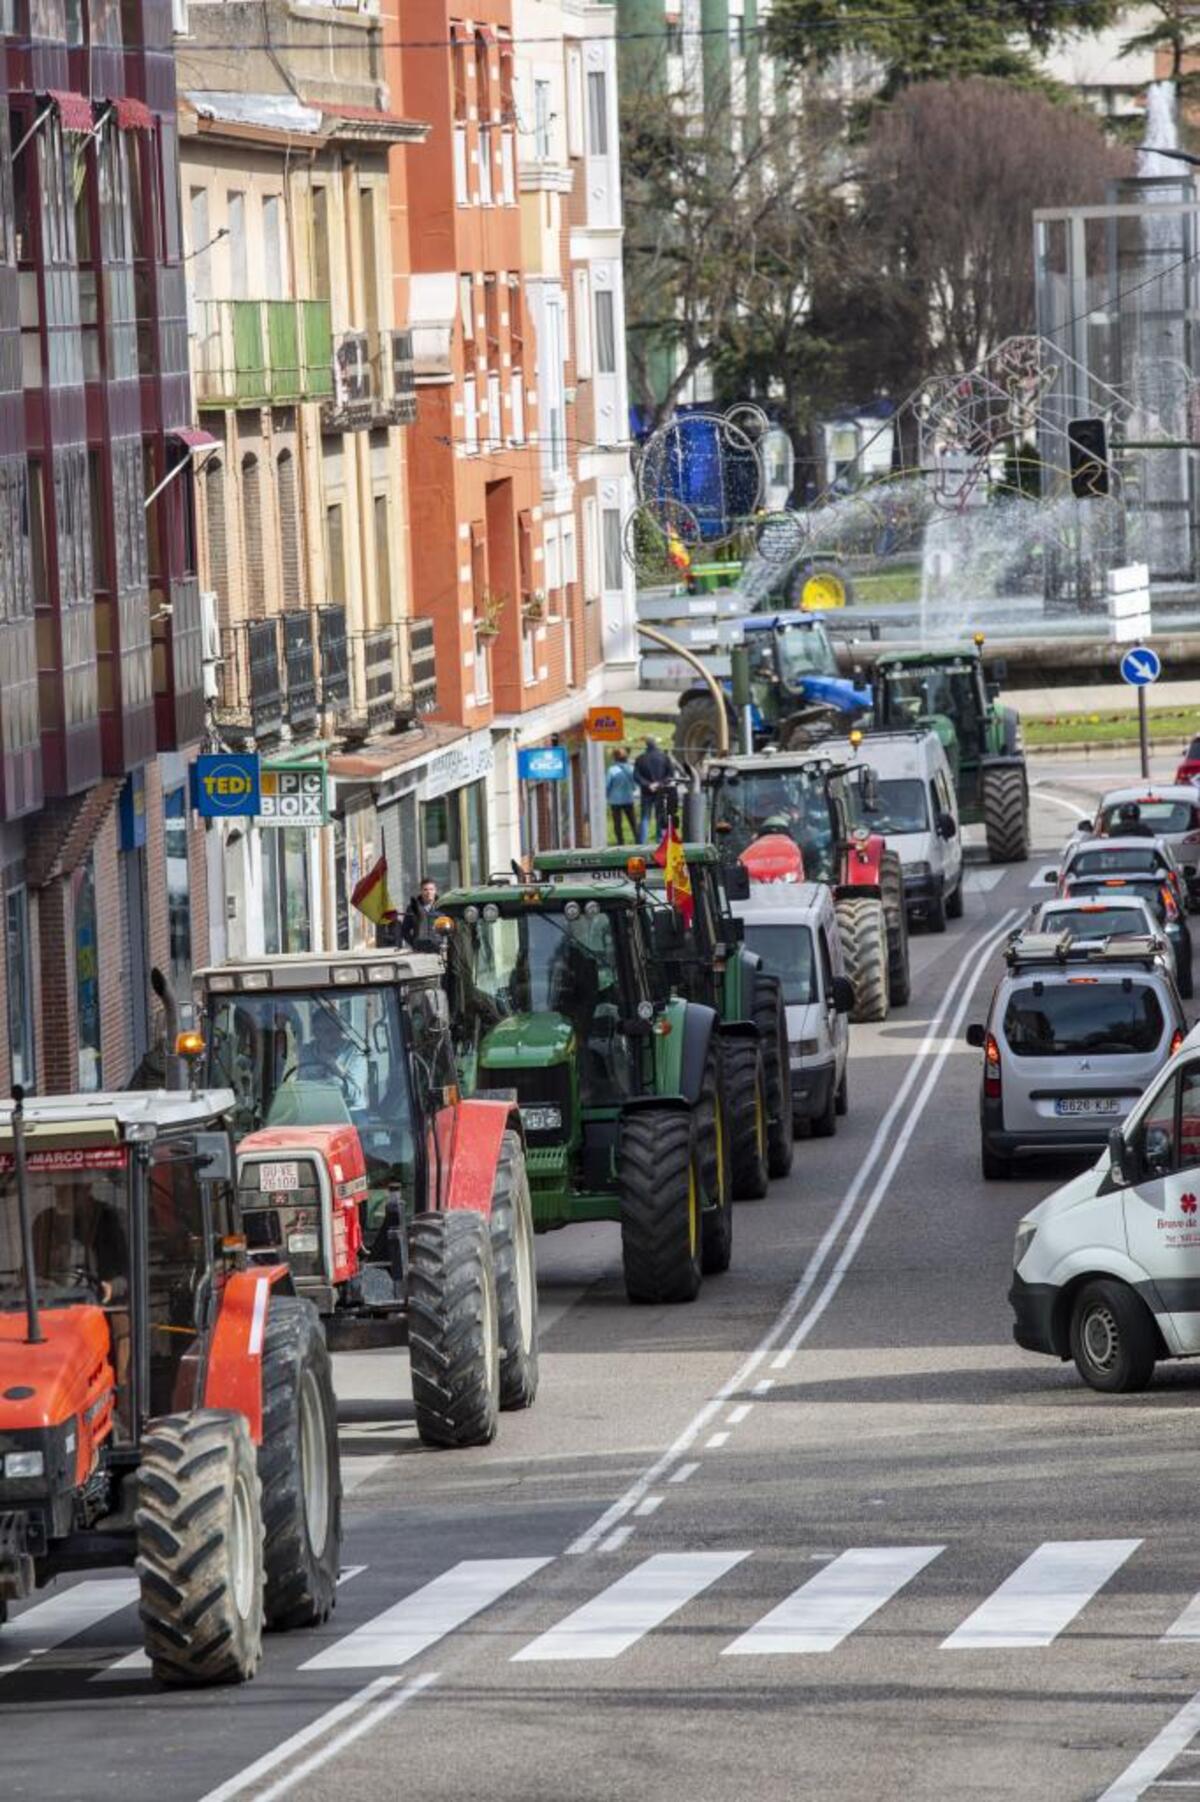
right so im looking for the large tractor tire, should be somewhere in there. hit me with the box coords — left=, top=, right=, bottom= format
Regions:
left=753, top=972, right=794, bottom=1179
left=698, top=1046, right=733, bottom=1275
left=136, top=1409, right=264, bottom=1686
left=982, top=764, right=1029, bottom=863
left=408, top=1210, right=501, bottom=1448
left=258, top=1296, right=341, bottom=1631
left=836, top=895, right=889, bottom=1024
left=619, top=1108, right=703, bottom=1304
left=880, top=850, right=911, bottom=1006
left=675, top=696, right=728, bottom=763
left=490, top=1130, right=540, bottom=1411
left=722, top=1035, right=769, bottom=1200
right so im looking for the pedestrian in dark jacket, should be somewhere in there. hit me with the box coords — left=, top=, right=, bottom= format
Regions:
left=633, top=737, right=673, bottom=843
left=402, top=877, right=441, bottom=949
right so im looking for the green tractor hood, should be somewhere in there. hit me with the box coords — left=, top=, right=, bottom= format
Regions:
left=479, top=1011, right=577, bottom=1072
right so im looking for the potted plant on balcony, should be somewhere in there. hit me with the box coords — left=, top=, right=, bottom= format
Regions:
left=521, top=588, right=547, bottom=622
left=475, top=588, right=507, bottom=639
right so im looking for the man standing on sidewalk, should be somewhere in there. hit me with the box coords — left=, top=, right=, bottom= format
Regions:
left=634, top=736, right=673, bottom=843
left=605, top=747, right=639, bottom=844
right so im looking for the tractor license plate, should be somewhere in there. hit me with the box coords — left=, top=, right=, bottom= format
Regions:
left=287, top=1231, right=320, bottom=1255
left=260, top=1162, right=300, bottom=1192
left=1055, top=1097, right=1121, bottom=1117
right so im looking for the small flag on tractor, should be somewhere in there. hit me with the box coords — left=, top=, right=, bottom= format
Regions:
left=351, top=856, right=398, bottom=928
left=667, top=532, right=691, bottom=573
left=654, top=821, right=694, bottom=928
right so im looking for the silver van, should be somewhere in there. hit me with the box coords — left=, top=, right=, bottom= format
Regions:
left=855, top=729, right=963, bottom=930
left=966, top=931, right=1186, bottom=1180
left=732, top=881, right=853, bottom=1134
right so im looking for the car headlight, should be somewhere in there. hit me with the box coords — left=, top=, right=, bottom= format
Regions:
left=791, top=1039, right=820, bottom=1057
left=907, top=861, right=932, bottom=877
left=520, top=1105, right=563, bottom=1133
left=3, top=1450, right=44, bottom=1480
left=1013, top=1223, right=1037, bottom=1269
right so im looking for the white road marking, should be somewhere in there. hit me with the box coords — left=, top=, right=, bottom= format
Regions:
left=1096, top=1693, right=1200, bottom=1801
left=669, top=1462, right=700, bottom=1484
left=342, top=1454, right=399, bottom=1495
left=301, top=1557, right=550, bottom=1671
left=705, top=1431, right=730, bottom=1448
left=751, top=1379, right=774, bottom=1397
left=564, top=908, right=1021, bottom=1557
left=512, top=1552, right=748, bottom=1662
left=941, top=1539, right=1140, bottom=1650
left=634, top=1495, right=664, bottom=1518
left=197, top=1672, right=439, bottom=1802
left=1164, top=1592, right=1200, bottom=1641
left=1033, top=788, right=1095, bottom=818
left=0, top=1579, right=139, bottom=1676
left=599, top=1525, right=636, bottom=1553
left=963, top=868, right=1007, bottom=892
left=726, top=1404, right=753, bottom=1425
left=723, top=1546, right=943, bottom=1657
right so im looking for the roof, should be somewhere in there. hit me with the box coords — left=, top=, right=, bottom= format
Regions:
left=327, top=720, right=469, bottom=785
left=1100, top=785, right=1198, bottom=805
left=183, top=92, right=428, bottom=148
left=440, top=880, right=641, bottom=907
left=533, top=844, right=719, bottom=876
left=1039, top=895, right=1153, bottom=913
left=741, top=612, right=830, bottom=632
left=1067, top=836, right=1170, bottom=858
left=0, top=1090, right=235, bottom=1137
left=705, top=749, right=847, bottom=776
left=875, top=646, right=983, bottom=667
left=195, top=952, right=443, bottom=989
left=732, top=882, right=828, bottom=919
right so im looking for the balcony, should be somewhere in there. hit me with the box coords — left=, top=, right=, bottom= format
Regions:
left=283, top=611, right=317, bottom=737
left=344, top=617, right=438, bottom=741
left=317, top=605, right=350, bottom=714
left=191, top=300, right=334, bottom=408
left=320, top=329, right=417, bottom=432
left=216, top=618, right=285, bottom=745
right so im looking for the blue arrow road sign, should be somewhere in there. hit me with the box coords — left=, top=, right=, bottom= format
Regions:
left=1120, top=646, right=1161, bottom=687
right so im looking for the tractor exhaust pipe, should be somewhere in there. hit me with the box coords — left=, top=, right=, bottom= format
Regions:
left=151, top=966, right=181, bottom=1092
left=11, top=1087, right=43, bottom=1345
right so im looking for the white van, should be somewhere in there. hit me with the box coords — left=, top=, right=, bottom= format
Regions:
left=732, top=881, right=854, bottom=1134
left=1011, top=1021, right=1200, bottom=1393
left=856, top=730, right=963, bottom=931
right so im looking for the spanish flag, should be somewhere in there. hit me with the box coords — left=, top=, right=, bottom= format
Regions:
left=655, top=821, right=694, bottom=928
left=351, top=856, right=398, bottom=927
left=667, top=532, right=691, bottom=573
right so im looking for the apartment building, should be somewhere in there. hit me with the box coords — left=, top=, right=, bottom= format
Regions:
left=0, top=0, right=208, bottom=1094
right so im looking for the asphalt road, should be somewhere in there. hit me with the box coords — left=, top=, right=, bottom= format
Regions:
left=6, top=749, right=1200, bottom=1802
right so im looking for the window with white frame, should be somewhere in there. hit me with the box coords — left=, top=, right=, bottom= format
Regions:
left=583, top=496, right=600, bottom=597
left=453, top=126, right=469, bottom=204
left=594, top=288, right=616, bottom=374
left=566, top=50, right=583, bottom=158
left=602, top=506, right=623, bottom=590
left=562, top=521, right=577, bottom=587
left=521, top=620, right=536, bottom=685
left=475, top=633, right=491, bottom=702
left=534, top=80, right=552, bottom=162
left=463, top=376, right=479, bottom=453
left=542, top=296, right=567, bottom=477
left=459, top=275, right=474, bottom=342
left=572, top=268, right=592, bottom=380
left=487, top=371, right=501, bottom=451
left=544, top=526, right=560, bottom=595
left=479, top=125, right=494, bottom=205
left=587, top=71, right=608, bottom=157
left=510, top=373, right=525, bottom=443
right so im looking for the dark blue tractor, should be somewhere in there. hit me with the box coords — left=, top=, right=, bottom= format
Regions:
left=674, top=613, right=872, bottom=760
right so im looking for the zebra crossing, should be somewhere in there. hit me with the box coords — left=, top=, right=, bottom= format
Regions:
left=4, top=1537, right=1200, bottom=1688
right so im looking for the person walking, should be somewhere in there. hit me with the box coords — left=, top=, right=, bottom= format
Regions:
left=634, top=736, right=673, bottom=844
left=401, top=876, right=441, bottom=949
left=605, top=747, right=639, bottom=845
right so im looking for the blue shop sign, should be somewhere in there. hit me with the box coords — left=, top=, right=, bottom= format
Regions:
left=518, top=746, right=568, bottom=781
left=192, top=753, right=262, bottom=818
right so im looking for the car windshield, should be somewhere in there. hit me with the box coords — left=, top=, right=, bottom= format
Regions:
left=1066, top=878, right=1168, bottom=921
left=882, top=665, right=980, bottom=729
left=742, top=923, right=817, bottom=1005
left=775, top=623, right=838, bottom=684
left=862, top=778, right=928, bottom=835
left=0, top=1152, right=130, bottom=1307
left=1003, top=984, right=1166, bottom=1057
left=1042, top=907, right=1152, bottom=940
left=1071, top=847, right=1165, bottom=877
left=1101, top=801, right=1195, bottom=835
left=709, top=768, right=836, bottom=882
left=205, top=989, right=416, bottom=1191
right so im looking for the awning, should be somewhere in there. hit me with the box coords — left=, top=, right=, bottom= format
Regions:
left=169, top=427, right=220, bottom=451
left=48, top=91, right=94, bottom=134
left=475, top=23, right=496, bottom=46
left=115, top=96, right=152, bottom=131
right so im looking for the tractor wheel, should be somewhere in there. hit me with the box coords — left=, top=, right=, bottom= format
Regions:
left=880, top=851, right=911, bottom=1005
left=619, top=1108, right=703, bottom=1304
left=836, top=896, right=889, bottom=1024
left=722, top=1035, right=769, bottom=1200
left=699, top=1047, right=733, bottom=1275
left=258, top=1296, right=341, bottom=1631
left=753, top=972, right=794, bottom=1179
left=675, top=696, right=727, bottom=763
left=982, top=764, right=1029, bottom=863
left=946, top=876, right=964, bottom=920
left=136, top=1409, right=264, bottom=1686
left=408, top=1211, right=501, bottom=1448
left=489, top=1129, right=540, bottom=1411
left=778, top=709, right=841, bottom=751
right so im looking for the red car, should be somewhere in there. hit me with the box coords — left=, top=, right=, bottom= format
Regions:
left=1175, top=736, right=1200, bottom=785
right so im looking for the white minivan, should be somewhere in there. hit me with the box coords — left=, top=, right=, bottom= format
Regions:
left=732, top=881, right=854, bottom=1134
left=1011, top=1022, right=1200, bottom=1392
left=856, top=729, right=963, bottom=930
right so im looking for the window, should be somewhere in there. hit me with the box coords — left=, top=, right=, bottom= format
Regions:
left=562, top=522, right=577, bottom=587
left=241, top=453, right=263, bottom=603
left=566, top=49, right=584, bottom=158
left=459, top=273, right=475, bottom=342
left=164, top=787, right=191, bottom=998
left=227, top=190, right=246, bottom=297
left=729, top=12, right=746, bottom=55
left=487, top=371, right=501, bottom=452
left=545, top=527, right=560, bottom=593
left=188, top=187, right=211, bottom=300
left=522, top=619, right=535, bottom=686
left=534, top=79, right=551, bottom=161
left=583, top=495, right=600, bottom=596
left=573, top=269, right=592, bottom=379
left=5, top=885, right=35, bottom=1090
left=602, top=506, right=623, bottom=590
left=743, top=923, right=816, bottom=1006
left=311, top=186, right=331, bottom=300
left=359, top=189, right=379, bottom=339
left=277, top=450, right=301, bottom=607
left=463, top=376, right=479, bottom=453
left=509, top=278, right=524, bottom=362
left=510, top=372, right=525, bottom=444
left=158, top=124, right=181, bottom=261
left=1001, top=984, right=1165, bottom=1058
left=263, top=194, right=283, bottom=299
left=475, top=29, right=492, bottom=120
left=453, top=126, right=469, bottom=206
left=74, top=852, right=101, bottom=1091
left=374, top=492, right=391, bottom=615
left=147, top=1147, right=210, bottom=1417
left=484, top=277, right=500, bottom=361
left=452, top=26, right=468, bottom=121
left=474, top=632, right=491, bottom=703
left=262, top=828, right=311, bottom=955
left=325, top=502, right=346, bottom=607
left=478, top=123, right=494, bottom=205
left=665, top=17, right=684, bottom=56
left=587, top=70, right=608, bottom=156
left=594, top=287, right=616, bottom=374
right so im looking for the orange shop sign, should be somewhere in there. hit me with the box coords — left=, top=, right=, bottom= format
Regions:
left=585, top=707, right=625, bottom=743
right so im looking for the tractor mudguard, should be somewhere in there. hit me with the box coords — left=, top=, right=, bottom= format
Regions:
left=437, top=1096, right=522, bottom=1219
left=796, top=674, right=873, bottom=714
left=980, top=751, right=1026, bottom=781
left=675, top=1002, right=718, bottom=1105
left=838, top=832, right=886, bottom=891
left=205, top=1264, right=293, bottom=1444
left=716, top=1017, right=758, bottom=1046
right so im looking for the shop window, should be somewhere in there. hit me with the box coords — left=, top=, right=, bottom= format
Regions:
left=164, top=786, right=191, bottom=997
left=421, top=794, right=459, bottom=894
left=262, top=828, right=311, bottom=955
left=5, top=884, right=35, bottom=1090
left=74, top=852, right=101, bottom=1091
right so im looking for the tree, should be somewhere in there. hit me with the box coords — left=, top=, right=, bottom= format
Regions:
left=768, top=0, right=1118, bottom=100
left=1122, top=3, right=1200, bottom=96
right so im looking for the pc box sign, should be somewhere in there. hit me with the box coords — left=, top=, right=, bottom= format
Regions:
left=192, top=754, right=261, bottom=818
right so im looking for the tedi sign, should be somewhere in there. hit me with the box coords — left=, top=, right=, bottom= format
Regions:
left=192, top=754, right=261, bottom=818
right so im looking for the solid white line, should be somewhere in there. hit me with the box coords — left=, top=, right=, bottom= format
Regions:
left=634, top=1495, right=664, bottom=1518
left=599, top=1525, right=636, bottom=1553
left=0, top=1578, right=139, bottom=1676
left=1033, top=789, right=1094, bottom=818
left=723, top=1546, right=943, bottom=1657
left=706, top=1431, right=730, bottom=1449
left=301, top=1557, right=551, bottom=1671
left=199, top=1673, right=439, bottom=1802
left=669, top=1462, right=700, bottom=1484
left=563, top=907, right=1020, bottom=1557
left=512, top=1552, right=748, bottom=1662
left=769, top=907, right=1024, bottom=1370
left=751, top=1379, right=775, bottom=1397
left=941, top=1539, right=1140, bottom=1650
left=1096, top=1692, right=1200, bottom=1801
left=726, top=1404, right=753, bottom=1425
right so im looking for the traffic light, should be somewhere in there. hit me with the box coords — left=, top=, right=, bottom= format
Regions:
left=1067, top=418, right=1109, bottom=499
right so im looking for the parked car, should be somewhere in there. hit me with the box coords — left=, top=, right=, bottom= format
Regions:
left=855, top=729, right=963, bottom=931
left=1067, top=789, right=1200, bottom=906
left=966, top=930, right=1186, bottom=1180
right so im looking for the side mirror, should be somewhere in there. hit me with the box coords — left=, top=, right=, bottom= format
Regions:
left=938, top=812, right=957, bottom=840
left=831, top=974, right=854, bottom=1015
left=990, top=657, right=1008, bottom=683
left=723, top=864, right=750, bottom=902
left=1108, top=1125, right=1129, bottom=1187
left=726, top=915, right=745, bottom=944
left=965, top=1022, right=986, bottom=1048
left=1043, top=870, right=1059, bottom=885
left=650, top=908, right=684, bottom=959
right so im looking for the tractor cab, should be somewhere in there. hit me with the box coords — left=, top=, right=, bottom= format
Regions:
left=743, top=613, right=841, bottom=698
left=704, top=752, right=853, bottom=884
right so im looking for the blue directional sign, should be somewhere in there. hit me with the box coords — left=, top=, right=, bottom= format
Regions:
left=1120, top=646, right=1161, bottom=687
left=191, top=753, right=261, bottom=818
left=518, top=746, right=568, bottom=781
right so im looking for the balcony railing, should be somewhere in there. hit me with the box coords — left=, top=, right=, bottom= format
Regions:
left=320, top=329, right=417, bottom=432
left=217, top=618, right=285, bottom=744
left=318, top=605, right=350, bottom=713
left=283, top=611, right=317, bottom=736
left=191, top=299, right=334, bottom=408
left=344, top=617, right=438, bottom=739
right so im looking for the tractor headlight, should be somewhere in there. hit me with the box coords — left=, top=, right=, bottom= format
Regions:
left=4, top=1450, right=44, bottom=1480
left=520, top=1105, right=563, bottom=1133
left=1013, top=1222, right=1037, bottom=1269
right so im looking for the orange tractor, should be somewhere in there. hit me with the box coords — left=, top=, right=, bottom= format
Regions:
left=0, top=1086, right=341, bottom=1685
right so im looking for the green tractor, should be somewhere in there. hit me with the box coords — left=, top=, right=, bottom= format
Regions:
left=872, top=641, right=1029, bottom=862
left=534, top=844, right=793, bottom=1195
left=437, top=873, right=732, bottom=1305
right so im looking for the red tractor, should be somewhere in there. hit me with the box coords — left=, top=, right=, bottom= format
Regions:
left=0, top=1085, right=342, bottom=1685
left=706, top=748, right=911, bottom=1022
left=194, top=948, right=539, bottom=1447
